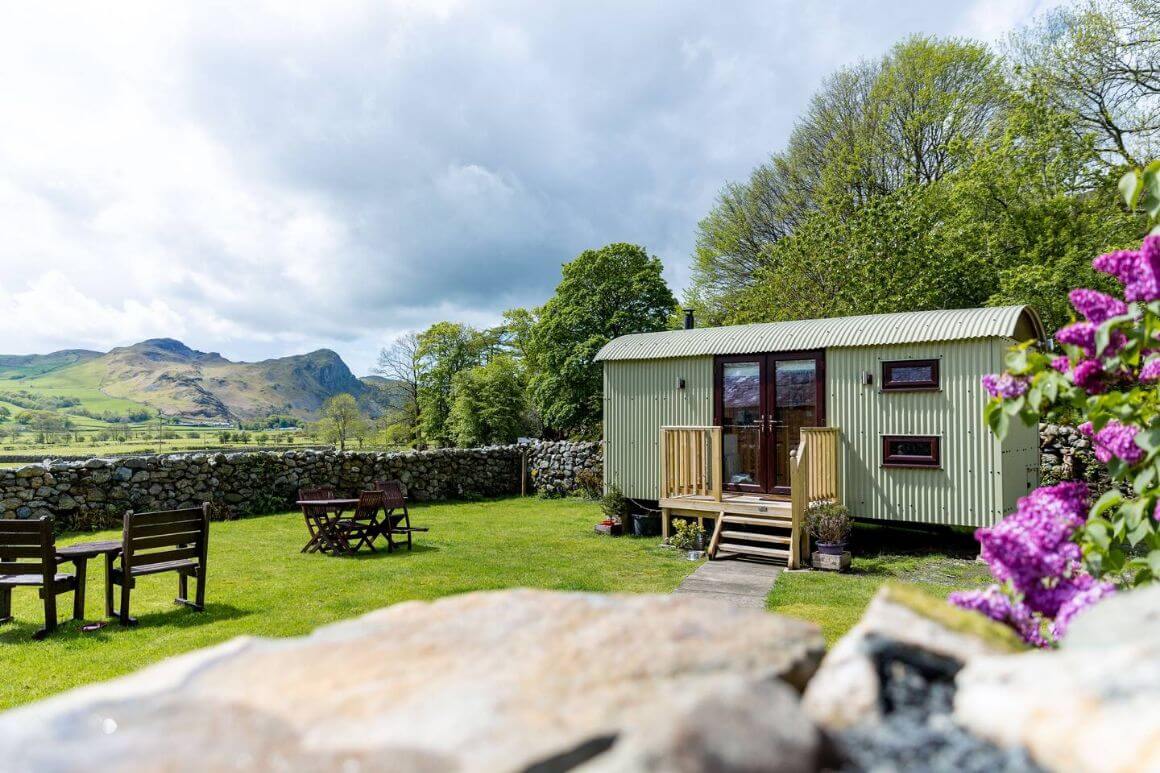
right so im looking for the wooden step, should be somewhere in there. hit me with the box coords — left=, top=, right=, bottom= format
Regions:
left=719, top=530, right=791, bottom=544
left=720, top=515, right=792, bottom=527
left=716, top=542, right=790, bottom=560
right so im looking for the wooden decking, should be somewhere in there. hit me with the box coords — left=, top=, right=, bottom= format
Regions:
left=660, top=492, right=790, bottom=520
left=659, top=426, right=841, bottom=569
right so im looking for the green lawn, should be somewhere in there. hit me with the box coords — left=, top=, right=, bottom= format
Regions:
left=1, top=497, right=697, bottom=710
left=2, top=499, right=989, bottom=711
left=766, top=521, right=991, bottom=644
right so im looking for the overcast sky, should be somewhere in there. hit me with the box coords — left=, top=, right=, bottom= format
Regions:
left=0, top=0, right=1060, bottom=374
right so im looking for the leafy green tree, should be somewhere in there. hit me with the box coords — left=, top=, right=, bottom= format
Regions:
left=416, top=322, right=497, bottom=447
left=526, top=242, right=675, bottom=437
left=447, top=355, right=528, bottom=446
left=689, top=35, right=1008, bottom=321
left=317, top=393, right=368, bottom=452
left=1009, top=0, right=1160, bottom=168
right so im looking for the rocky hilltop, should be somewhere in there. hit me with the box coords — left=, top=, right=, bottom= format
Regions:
left=0, top=339, right=387, bottom=423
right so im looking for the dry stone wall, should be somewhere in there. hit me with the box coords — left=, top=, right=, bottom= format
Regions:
left=1038, top=423, right=1110, bottom=492
left=0, top=441, right=602, bottom=531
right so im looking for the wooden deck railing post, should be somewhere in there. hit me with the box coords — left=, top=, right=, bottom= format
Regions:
left=663, top=427, right=672, bottom=499
left=710, top=426, right=722, bottom=502
left=789, top=443, right=807, bottom=570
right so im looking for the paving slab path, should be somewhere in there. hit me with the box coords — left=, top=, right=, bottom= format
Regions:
left=671, top=557, right=783, bottom=609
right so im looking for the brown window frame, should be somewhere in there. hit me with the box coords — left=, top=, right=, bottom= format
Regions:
left=881, top=358, right=940, bottom=391
left=882, top=435, right=941, bottom=468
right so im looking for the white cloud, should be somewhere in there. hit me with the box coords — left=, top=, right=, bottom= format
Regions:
left=0, top=0, right=1051, bottom=373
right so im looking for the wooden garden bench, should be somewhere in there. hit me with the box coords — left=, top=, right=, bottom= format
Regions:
left=374, top=480, right=429, bottom=552
left=0, top=517, right=83, bottom=639
left=110, top=504, right=209, bottom=625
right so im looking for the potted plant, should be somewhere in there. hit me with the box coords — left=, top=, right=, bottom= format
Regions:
left=807, top=503, right=852, bottom=556
left=601, top=484, right=628, bottom=523
left=670, top=520, right=707, bottom=560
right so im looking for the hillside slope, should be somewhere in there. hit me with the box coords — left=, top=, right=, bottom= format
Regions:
left=0, top=350, right=101, bottom=379
left=2, top=339, right=383, bottom=423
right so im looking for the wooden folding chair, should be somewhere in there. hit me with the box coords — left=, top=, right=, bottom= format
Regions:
left=374, top=480, right=429, bottom=552
left=334, top=490, right=384, bottom=554
left=109, top=504, right=209, bottom=626
left=299, top=486, right=337, bottom=554
left=0, top=517, right=82, bottom=639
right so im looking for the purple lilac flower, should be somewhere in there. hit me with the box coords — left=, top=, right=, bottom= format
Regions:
left=1050, top=355, right=1071, bottom=373
left=1071, top=359, right=1105, bottom=394
left=1025, top=571, right=1095, bottom=619
left=1092, top=235, right=1160, bottom=303
left=949, top=586, right=1048, bottom=648
left=1050, top=579, right=1115, bottom=640
left=976, top=482, right=1089, bottom=600
left=949, top=585, right=1012, bottom=620
left=1069, top=289, right=1128, bottom=325
left=981, top=373, right=1029, bottom=399
left=1055, top=322, right=1096, bottom=356
left=1055, top=322, right=1126, bottom=358
left=1090, top=420, right=1144, bottom=466
left=1140, top=357, right=1160, bottom=382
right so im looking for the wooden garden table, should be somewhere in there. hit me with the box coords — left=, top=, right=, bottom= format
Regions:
left=56, top=540, right=122, bottom=619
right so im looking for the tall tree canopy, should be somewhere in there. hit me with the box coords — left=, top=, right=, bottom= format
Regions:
left=689, top=36, right=1009, bottom=325
left=1009, top=0, right=1160, bottom=168
left=374, top=331, right=423, bottom=448
left=689, top=21, right=1150, bottom=333
left=416, top=322, right=499, bottom=447
left=447, top=354, right=529, bottom=447
left=526, top=243, right=675, bottom=438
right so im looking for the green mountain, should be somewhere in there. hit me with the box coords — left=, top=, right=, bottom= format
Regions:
left=0, top=339, right=384, bottom=423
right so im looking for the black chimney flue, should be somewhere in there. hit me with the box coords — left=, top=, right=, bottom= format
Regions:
left=683, top=308, right=695, bottom=330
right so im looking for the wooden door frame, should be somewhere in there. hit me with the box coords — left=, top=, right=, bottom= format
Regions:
left=713, top=350, right=827, bottom=496
left=766, top=349, right=826, bottom=495
left=713, top=354, right=768, bottom=493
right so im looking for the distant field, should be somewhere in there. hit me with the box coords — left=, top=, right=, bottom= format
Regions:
left=0, top=431, right=324, bottom=466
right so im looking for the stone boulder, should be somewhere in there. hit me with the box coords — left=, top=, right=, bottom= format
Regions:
left=954, top=586, right=1160, bottom=773
left=0, top=590, right=825, bottom=772
left=802, top=583, right=1025, bottom=730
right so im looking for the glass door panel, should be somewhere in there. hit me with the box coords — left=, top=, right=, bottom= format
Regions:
left=720, top=360, right=763, bottom=492
left=770, top=357, right=818, bottom=490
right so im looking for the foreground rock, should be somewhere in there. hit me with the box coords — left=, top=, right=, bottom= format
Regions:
left=802, top=583, right=1024, bottom=731
left=0, top=590, right=825, bottom=772
left=955, top=586, right=1160, bottom=773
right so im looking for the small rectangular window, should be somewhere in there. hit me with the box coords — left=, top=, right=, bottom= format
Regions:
left=881, top=359, right=940, bottom=391
left=882, top=435, right=941, bottom=468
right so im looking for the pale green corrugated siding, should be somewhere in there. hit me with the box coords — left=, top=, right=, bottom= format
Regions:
left=827, top=339, right=1018, bottom=528
left=603, top=357, right=713, bottom=500
left=1002, top=403, right=1041, bottom=515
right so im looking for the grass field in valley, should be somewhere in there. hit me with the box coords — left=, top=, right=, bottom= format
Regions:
left=2, top=497, right=990, bottom=710
left=0, top=433, right=321, bottom=467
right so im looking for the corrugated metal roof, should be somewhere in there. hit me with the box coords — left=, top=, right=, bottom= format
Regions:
left=595, top=306, right=1044, bottom=362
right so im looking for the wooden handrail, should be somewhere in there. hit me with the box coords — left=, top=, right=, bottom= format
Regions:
left=789, top=427, right=841, bottom=569
left=660, top=426, right=722, bottom=502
